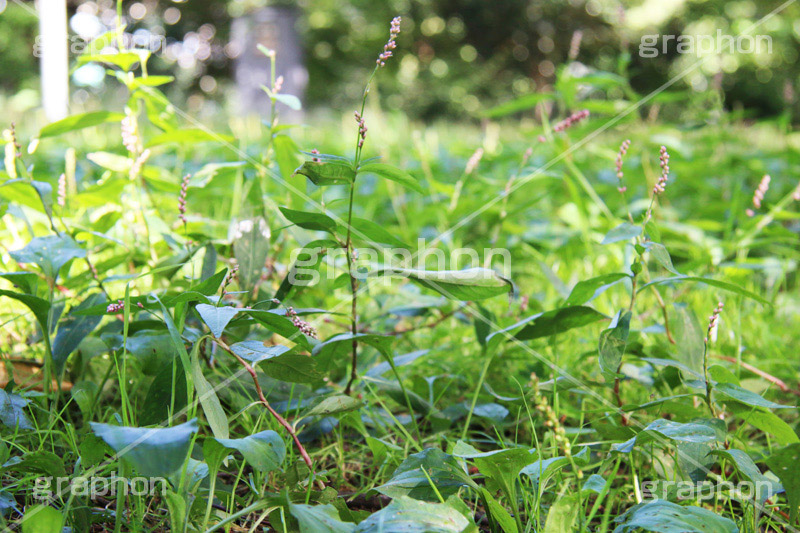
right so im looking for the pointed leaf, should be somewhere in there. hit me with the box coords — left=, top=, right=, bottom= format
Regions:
left=196, top=304, right=239, bottom=338
left=358, top=163, right=424, bottom=193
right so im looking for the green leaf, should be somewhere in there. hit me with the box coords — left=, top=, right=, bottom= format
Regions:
left=189, top=340, right=229, bottom=439
left=243, top=309, right=314, bottom=350
left=638, top=276, right=770, bottom=305
left=196, top=304, right=239, bottom=338
left=231, top=341, right=322, bottom=384
left=312, top=333, right=393, bottom=371
left=727, top=404, right=799, bottom=444
left=147, top=128, right=233, bottom=147
left=87, top=151, right=131, bottom=172
left=480, top=93, right=555, bottom=118
left=358, top=163, right=424, bottom=193
left=22, top=505, right=64, bottom=533
left=140, top=358, right=188, bottom=426
left=280, top=207, right=338, bottom=233
left=354, top=497, right=474, bottom=533
left=488, top=306, right=606, bottom=349
left=710, top=449, right=782, bottom=503
left=349, top=217, right=409, bottom=248
left=273, top=93, right=303, bottom=111
left=300, top=394, right=362, bottom=419
left=38, top=111, right=125, bottom=138
left=544, top=494, right=581, bottom=533
left=30, top=181, right=53, bottom=219
left=208, top=431, right=286, bottom=474
left=599, top=310, right=631, bottom=377
left=0, top=389, right=33, bottom=430
left=77, top=51, right=142, bottom=70
left=289, top=503, right=354, bottom=533
left=612, top=500, right=738, bottom=533
left=90, top=419, right=198, bottom=478
left=670, top=304, right=705, bottom=375
left=453, top=441, right=539, bottom=496
left=564, top=273, right=629, bottom=306
left=232, top=217, right=271, bottom=293
left=644, top=242, right=681, bottom=275
left=602, top=222, right=641, bottom=244
left=612, top=419, right=718, bottom=454
left=715, top=383, right=792, bottom=410
left=0, top=290, right=50, bottom=331
left=765, top=443, right=800, bottom=525
left=375, top=267, right=512, bottom=301
left=295, top=161, right=355, bottom=186
left=52, top=293, right=105, bottom=374
left=374, top=448, right=475, bottom=500
left=10, top=234, right=85, bottom=281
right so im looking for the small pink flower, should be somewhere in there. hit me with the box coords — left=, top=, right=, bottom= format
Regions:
left=552, top=109, right=590, bottom=133
left=178, top=173, right=190, bottom=224
left=377, top=16, right=401, bottom=67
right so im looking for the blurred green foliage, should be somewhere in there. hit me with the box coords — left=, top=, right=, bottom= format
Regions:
left=1, top=0, right=800, bottom=120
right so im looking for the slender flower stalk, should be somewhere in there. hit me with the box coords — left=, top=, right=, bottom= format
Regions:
left=615, top=140, right=631, bottom=192
left=286, top=306, right=317, bottom=338
left=221, top=264, right=238, bottom=301
left=569, top=30, right=583, bottom=60
left=644, top=145, right=670, bottom=223
left=344, top=16, right=402, bottom=395
left=121, top=107, right=141, bottom=154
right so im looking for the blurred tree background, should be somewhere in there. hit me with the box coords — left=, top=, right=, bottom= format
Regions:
left=1, top=0, right=798, bottom=121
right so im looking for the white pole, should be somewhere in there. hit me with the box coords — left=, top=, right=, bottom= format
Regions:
left=38, top=0, right=69, bottom=121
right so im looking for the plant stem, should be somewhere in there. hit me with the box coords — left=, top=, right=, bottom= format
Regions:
left=212, top=338, right=323, bottom=489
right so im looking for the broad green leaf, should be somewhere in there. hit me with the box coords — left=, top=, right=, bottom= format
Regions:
left=488, top=306, right=606, bottom=349
left=670, top=304, right=705, bottom=375
left=243, top=309, right=314, bottom=350
left=374, top=448, right=475, bottom=500
left=280, top=206, right=338, bottom=233
left=289, top=503, right=354, bottom=533
left=612, top=500, right=737, bottom=533
left=22, top=505, right=64, bottom=533
left=295, top=161, right=355, bottom=186
left=480, top=93, right=555, bottom=118
left=602, top=222, right=641, bottom=244
left=544, top=494, right=581, bottom=533
left=520, top=448, right=591, bottom=490
left=208, top=430, right=286, bottom=474
left=52, top=292, right=105, bottom=374
left=564, top=273, right=629, bottom=306
left=349, top=217, right=409, bottom=248
left=765, top=444, right=800, bottom=525
left=710, top=449, right=782, bottom=503
left=30, top=181, right=53, bottom=219
left=0, top=290, right=50, bottom=331
left=354, top=496, right=474, bottom=533
left=232, top=217, right=271, bottom=293
left=641, top=357, right=702, bottom=378
left=715, top=382, right=792, bottom=410
left=231, top=341, right=322, bottom=383
left=300, top=394, right=362, bottom=419
left=453, top=441, right=539, bottom=497
left=599, top=310, right=631, bottom=377
left=77, top=51, right=142, bottom=70
left=644, top=242, right=681, bottom=275
left=727, top=403, right=799, bottom=444
left=0, top=272, right=39, bottom=295
left=273, top=93, right=303, bottom=111
left=196, top=304, right=239, bottom=338
left=0, top=389, right=33, bottom=430
left=638, top=276, right=770, bottom=305
left=612, top=419, right=717, bottom=454
left=10, top=234, right=85, bottom=281
left=90, top=419, right=198, bottom=478
left=358, top=163, right=424, bottom=193
left=375, top=267, right=512, bottom=301
left=5, top=451, right=65, bottom=477
left=38, top=111, right=125, bottom=138
left=140, top=358, right=188, bottom=426
left=87, top=151, right=131, bottom=172
left=312, top=333, right=393, bottom=371
left=147, top=128, right=233, bottom=147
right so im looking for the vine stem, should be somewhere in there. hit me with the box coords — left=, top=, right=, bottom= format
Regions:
left=212, top=338, right=324, bottom=490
